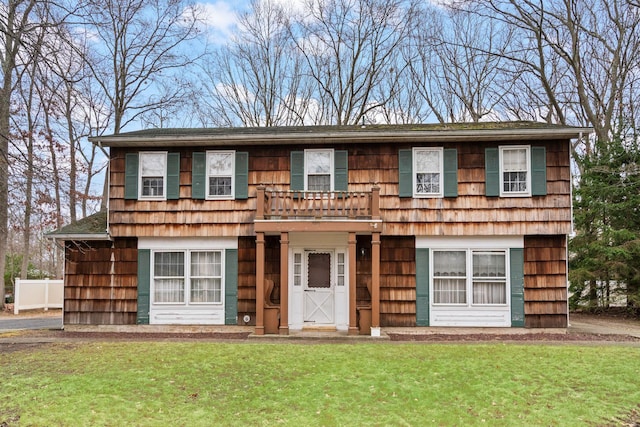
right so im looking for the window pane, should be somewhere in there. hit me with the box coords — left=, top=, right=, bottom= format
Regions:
left=473, top=252, right=505, bottom=278
left=434, top=278, right=467, bottom=304
left=142, top=177, right=164, bottom=197
left=415, top=149, right=440, bottom=172
left=433, top=251, right=466, bottom=276
left=307, top=151, right=331, bottom=174
left=208, top=152, right=233, bottom=175
left=308, top=175, right=331, bottom=191
left=503, top=172, right=527, bottom=192
left=502, top=149, right=527, bottom=171
left=209, top=177, right=232, bottom=196
left=141, top=153, right=166, bottom=176
left=294, top=253, right=302, bottom=286
left=154, top=278, right=185, bottom=303
left=191, top=278, right=221, bottom=303
left=154, top=252, right=184, bottom=277
left=416, top=172, right=440, bottom=194
left=473, top=282, right=506, bottom=304
left=191, top=251, right=221, bottom=277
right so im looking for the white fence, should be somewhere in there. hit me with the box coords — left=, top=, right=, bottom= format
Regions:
left=13, top=278, right=63, bottom=314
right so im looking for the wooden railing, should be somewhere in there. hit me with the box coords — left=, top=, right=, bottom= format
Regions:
left=256, top=186, right=380, bottom=220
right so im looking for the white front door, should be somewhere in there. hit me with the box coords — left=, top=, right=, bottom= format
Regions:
left=303, top=251, right=334, bottom=324
left=288, top=233, right=349, bottom=331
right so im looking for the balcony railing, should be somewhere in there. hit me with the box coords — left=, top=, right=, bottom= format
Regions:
left=256, top=186, right=380, bottom=220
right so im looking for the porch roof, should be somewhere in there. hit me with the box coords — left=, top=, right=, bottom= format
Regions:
left=46, top=211, right=110, bottom=241
left=89, top=121, right=593, bottom=148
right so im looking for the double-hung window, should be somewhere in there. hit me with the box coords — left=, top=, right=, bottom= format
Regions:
left=140, top=152, right=167, bottom=199
left=305, top=149, right=333, bottom=192
left=153, top=250, right=223, bottom=305
left=500, top=146, right=530, bottom=196
left=207, top=151, right=234, bottom=199
left=432, top=249, right=507, bottom=306
left=398, top=148, right=457, bottom=198
left=413, top=148, right=443, bottom=197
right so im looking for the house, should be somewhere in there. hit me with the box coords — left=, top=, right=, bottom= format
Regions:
left=50, top=122, right=592, bottom=335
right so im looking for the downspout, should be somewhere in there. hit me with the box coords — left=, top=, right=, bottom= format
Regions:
left=566, top=132, right=582, bottom=327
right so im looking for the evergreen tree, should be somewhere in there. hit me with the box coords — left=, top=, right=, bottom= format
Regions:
left=570, top=138, right=640, bottom=312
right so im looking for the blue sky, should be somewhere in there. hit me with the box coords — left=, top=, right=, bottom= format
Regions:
left=197, top=0, right=307, bottom=43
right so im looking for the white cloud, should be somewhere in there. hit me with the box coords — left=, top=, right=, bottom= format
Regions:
left=269, top=0, right=306, bottom=14
left=196, top=1, right=241, bottom=42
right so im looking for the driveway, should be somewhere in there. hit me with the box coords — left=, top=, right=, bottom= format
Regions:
left=568, top=313, right=640, bottom=338
left=0, top=310, right=63, bottom=333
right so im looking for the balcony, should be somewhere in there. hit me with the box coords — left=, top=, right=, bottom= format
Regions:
left=255, top=186, right=381, bottom=233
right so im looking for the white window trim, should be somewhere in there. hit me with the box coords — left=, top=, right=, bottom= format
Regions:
left=499, top=145, right=531, bottom=197
left=412, top=147, right=443, bottom=198
left=139, top=151, right=167, bottom=201
left=431, top=248, right=509, bottom=308
left=151, top=249, right=225, bottom=306
left=206, top=150, right=235, bottom=200
left=304, top=148, right=334, bottom=192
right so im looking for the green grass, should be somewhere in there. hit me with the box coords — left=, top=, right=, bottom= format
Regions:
left=1, top=342, right=639, bottom=426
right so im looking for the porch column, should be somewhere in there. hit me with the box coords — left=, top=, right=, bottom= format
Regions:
left=255, top=232, right=265, bottom=335
left=348, top=232, right=358, bottom=335
left=371, top=231, right=381, bottom=337
left=279, top=232, right=289, bottom=335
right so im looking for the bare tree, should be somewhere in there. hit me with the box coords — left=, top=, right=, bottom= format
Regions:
left=467, top=0, right=640, bottom=151
left=288, top=0, right=421, bottom=125
left=79, top=0, right=204, bottom=134
left=0, top=0, right=39, bottom=307
left=198, top=0, right=312, bottom=127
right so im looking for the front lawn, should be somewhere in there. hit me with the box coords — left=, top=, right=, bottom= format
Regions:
left=1, top=341, right=639, bottom=426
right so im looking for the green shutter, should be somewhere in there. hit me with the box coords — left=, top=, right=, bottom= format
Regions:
left=443, top=148, right=458, bottom=198
left=399, top=149, right=413, bottom=198
left=225, top=249, right=239, bottom=325
left=235, top=152, right=249, bottom=200
left=125, top=153, right=139, bottom=200
left=510, top=248, right=525, bottom=327
left=485, top=147, right=500, bottom=197
left=416, top=248, right=430, bottom=326
left=137, top=249, right=151, bottom=325
left=334, top=150, right=348, bottom=192
left=192, top=152, right=206, bottom=200
left=531, top=146, right=547, bottom=196
left=166, top=153, right=180, bottom=200
left=290, top=151, right=304, bottom=191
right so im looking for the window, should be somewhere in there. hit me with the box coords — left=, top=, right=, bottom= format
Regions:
left=433, top=251, right=466, bottom=304
left=398, top=148, right=457, bottom=198
left=140, top=152, right=167, bottom=199
left=413, top=148, right=443, bottom=197
left=432, top=249, right=507, bottom=306
left=500, top=146, right=530, bottom=196
left=154, top=252, right=184, bottom=303
left=153, top=250, right=223, bottom=305
left=305, top=149, right=333, bottom=192
left=207, top=151, right=234, bottom=199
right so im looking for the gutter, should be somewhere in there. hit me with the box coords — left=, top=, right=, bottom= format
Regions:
left=90, top=127, right=595, bottom=148
left=46, top=233, right=111, bottom=241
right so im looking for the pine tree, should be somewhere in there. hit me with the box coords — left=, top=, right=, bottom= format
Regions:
left=570, top=138, right=640, bottom=313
